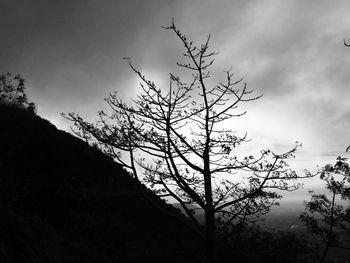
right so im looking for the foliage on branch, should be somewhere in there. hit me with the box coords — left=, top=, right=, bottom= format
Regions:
left=300, top=156, right=350, bottom=262
left=0, top=72, right=36, bottom=113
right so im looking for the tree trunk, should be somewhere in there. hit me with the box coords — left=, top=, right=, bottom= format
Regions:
left=203, top=154, right=216, bottom=262
left=319, top=190, right=336, bottom=263
left=205, top=207, right=216, bottom=263
left=319, top=243, right=330, bottom=263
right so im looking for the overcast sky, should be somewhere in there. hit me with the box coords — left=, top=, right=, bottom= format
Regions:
left=2, top=0, right=350, bottom=196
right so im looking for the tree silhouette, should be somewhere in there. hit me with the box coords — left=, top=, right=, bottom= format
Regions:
left=0, top=72, right=36, bottom=113
left=63, top=21, right=312, bottom=261
left=300, top=156, right=350, bottom=263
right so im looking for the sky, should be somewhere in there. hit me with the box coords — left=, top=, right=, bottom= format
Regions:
left=2, top=0, right=350, bottom=200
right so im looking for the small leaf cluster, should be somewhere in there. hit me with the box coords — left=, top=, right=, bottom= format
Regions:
left=0, top=72, right=36, bottom=113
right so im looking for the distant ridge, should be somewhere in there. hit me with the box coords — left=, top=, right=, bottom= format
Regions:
left=0, top=104, right=205, bottom=263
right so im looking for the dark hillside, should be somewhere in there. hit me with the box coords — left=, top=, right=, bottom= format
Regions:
left=0, top=104, right=205, bottom=263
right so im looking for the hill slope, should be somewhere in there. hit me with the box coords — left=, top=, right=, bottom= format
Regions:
left=0, top=104, right=205, bottom=263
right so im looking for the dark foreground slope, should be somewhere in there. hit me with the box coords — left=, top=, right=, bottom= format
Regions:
left=0, top=105, right=205, bottom=263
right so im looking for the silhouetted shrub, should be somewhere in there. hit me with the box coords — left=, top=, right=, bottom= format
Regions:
left=0, top=72, right=36, bottom=113
left=216, top=224, right=315, bottom=263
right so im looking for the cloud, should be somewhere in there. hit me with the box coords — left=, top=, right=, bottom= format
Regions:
left=0, top=0, right=185, bottom=124
left=2, top=0, right=350, bottom=174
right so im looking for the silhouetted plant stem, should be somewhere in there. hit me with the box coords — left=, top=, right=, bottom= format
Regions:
left=235, top=210, right=248, bottom=247
left=319, top=190, right=336, bottom=263
left=129, top=143, right=139, bottom=181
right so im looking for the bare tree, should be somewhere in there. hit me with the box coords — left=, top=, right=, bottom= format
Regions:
left=63, top=21, right=311, bottom=261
